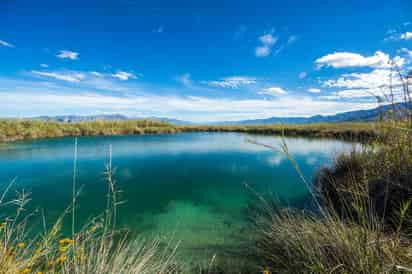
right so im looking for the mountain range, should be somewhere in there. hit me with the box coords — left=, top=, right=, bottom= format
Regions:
left=32, top=103, right=406, bottom=125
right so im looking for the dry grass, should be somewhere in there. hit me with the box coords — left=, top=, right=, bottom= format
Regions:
left=250, top=121, right=412, bottom=273
left=0, top=119, right=381, bottom=143
left=0, top=146, right=179, bottom=274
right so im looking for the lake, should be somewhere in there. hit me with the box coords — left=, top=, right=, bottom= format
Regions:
left=0, top=132, right=356, bottom=267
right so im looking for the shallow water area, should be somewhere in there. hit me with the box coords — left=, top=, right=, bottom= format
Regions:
left=0, top=132, right=357, bottom=266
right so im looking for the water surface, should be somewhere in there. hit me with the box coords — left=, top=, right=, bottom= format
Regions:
left=0, top=133, right=356, bottom=266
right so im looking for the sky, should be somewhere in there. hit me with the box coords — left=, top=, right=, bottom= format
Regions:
left=0, top=0, right=412, bottom=122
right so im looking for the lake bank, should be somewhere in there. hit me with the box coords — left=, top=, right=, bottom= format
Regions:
left=0, top=119, right=380, bottom=143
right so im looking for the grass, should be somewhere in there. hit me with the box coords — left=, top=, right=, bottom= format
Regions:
left=0, top=119, right=381, bottom=143
left=248, top=119, right=412, bottom=273
left=2, top=105, right=412, bottom=272
left=0, top=119, right=178, bottom=142
left=0, top=146, right=179, bottom=274
left=2, top=121, right=412, bottom=273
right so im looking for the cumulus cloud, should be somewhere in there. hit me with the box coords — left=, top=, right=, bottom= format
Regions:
left=31, top=70, right=85, bottom=83
left=258, top=87, right=287, bottom=96
left=0, top=79, right=377, bottom=122
left=56, top=50, right=79, bottom=60
left=400, top=32, right=412, bottom=40
left=255, top=32, right=278, bottom=57
left=255, top=46, right=271, bottom=57
left=259, top=33, right=277, bottom=46
left=111, top=71, right=137, bottom=81
left=322, top=69, right=399, bottom=90
left=0, top=39, right=15, bottom=48
left=321, top=68, right=404, bottom=100
left=315, top=51, right=392, bottom=69
left=308, top=88, right=321, bottom=93
left=205, top=76, right=257, bottom=89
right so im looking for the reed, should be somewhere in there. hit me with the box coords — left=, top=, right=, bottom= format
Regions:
left=0, top=119, right=381, bottom=143
left=0, top=143, right=178, bottom=274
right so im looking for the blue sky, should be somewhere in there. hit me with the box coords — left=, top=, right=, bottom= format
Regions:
left=0, top=0, right=411, bottom=122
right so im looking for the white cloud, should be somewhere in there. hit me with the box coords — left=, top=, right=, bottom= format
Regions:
left=255, top=32, right=278, bottom=58
left=322, top=69, right=400, bottom=90
left=0, top=85, right=377, bottom=122
left=308, top=88, right=321, bottom=93
left=400, top=48, right=412, bottom=58
left=176, top=73, right=192, bottom=87
left=400, top=32, right=412, bottom=40
left=335, top=89, right=378, bottom=99
left=90, top=71, right=103, bottom=77
left=31, top=70, right=85, bottom=83
left=205, top=76, right=256, bottom=89
left=0, top=39, right=15, bottom=48
left=56, top=50, right=79, bottom=60
left=258, top=87, right=287, bottom=96
left=321, top=68, right=404, bottom=100
left=255, top=46, right=271, bottom=57
left=298, top=72, right=307, bottom=79
left=40, top=64, right=49, bottom=68
left=315, top=51, right=391, bottom=69
left=111, top=71, right=137, bottom=81
left=259, top=33, right=277, bottom=46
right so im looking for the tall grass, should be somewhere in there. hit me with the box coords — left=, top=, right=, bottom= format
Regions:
left=249, top=65, right=412, bottom=273
left=0, top=142, right=178, bottom=274
left=0, top=119, right=379, bottom=143
left=248, top=123, right=412, bottom=273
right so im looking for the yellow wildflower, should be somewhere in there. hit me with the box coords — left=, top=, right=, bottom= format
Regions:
left=17, top=242, right=25, bottom=249
left=37, top=272, right=43, bottom=274
left=20, top=268, right=31, bottom=274
left=58, top=255, right=67, bottom=263
left=59, top=246, right=69, bottom=253
left=59, top=238, right=73, bottom=245
left=263, top=270, right=270, bottom=274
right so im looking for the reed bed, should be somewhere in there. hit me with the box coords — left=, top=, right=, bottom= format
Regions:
left=0, top=119, right=380, bottom=143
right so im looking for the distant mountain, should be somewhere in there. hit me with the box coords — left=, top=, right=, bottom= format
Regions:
left=217, top=103, right=407, bottom=125
left=29, top=103, right=407, bottom=125
left=32, top=114, right=191, bottom=125
left=34, top=114, right=130, bottom=123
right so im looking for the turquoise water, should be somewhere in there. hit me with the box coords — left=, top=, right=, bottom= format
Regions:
left=0, top=133, right=356, bottom=266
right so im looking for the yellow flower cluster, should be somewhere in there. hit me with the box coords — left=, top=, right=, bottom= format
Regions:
left=59, top=238, right=73, bottom=245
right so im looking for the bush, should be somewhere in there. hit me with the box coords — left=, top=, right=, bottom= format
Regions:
left=315, top=124, right=412, bottom=231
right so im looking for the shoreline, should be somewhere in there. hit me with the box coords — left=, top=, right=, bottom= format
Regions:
left=0, top=120, right=379, bottom=143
